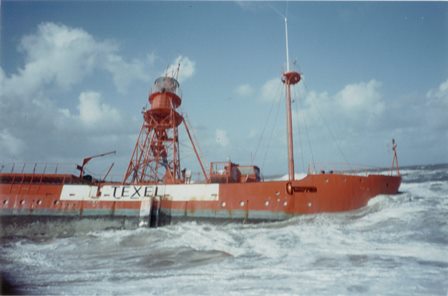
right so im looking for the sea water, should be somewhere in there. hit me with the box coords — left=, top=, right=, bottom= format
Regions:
left=1, top=164, right=447, bottom=295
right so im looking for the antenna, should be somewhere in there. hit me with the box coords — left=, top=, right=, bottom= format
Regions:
left=175, top=63, right=181, bottom=80
left=285, top=17, right=290, bottom=72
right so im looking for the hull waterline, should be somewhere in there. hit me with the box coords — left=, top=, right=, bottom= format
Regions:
left=0, top=172, right=401, bottom=228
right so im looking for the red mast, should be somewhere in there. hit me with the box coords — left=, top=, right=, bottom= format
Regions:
left=391, top=138, right=400, bottom=176
left=282, top=71, right=300, bottom=181
left=282, top=17, right=301, bottom=182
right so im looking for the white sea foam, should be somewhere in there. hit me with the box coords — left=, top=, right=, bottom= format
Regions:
left=1, top=164, right=447, bottom=295
left=267, top=173, right=307, bottom=181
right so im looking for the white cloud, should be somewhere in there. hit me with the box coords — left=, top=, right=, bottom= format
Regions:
left=77, top=91, right=122, bottom=127
left=3, top=22, right=148, bottom=97
left=0, top=129, right=25, bottom=157
left=426, top=78, right=448, bottom=106
left=0, top=22, right=139, bottom=165
left=234, top=1, right=269, bottom=13
left=336, top=80, right=384, bottom=117
left=235, top=83, right=255, bottom=97
left=260, top=78, right=283, bottom=102
left=255, top=78, right=447, bottom=169
left=296, top=79, right=385, bottom=129
left=164, top=55, right=195, bottom=83
left=147, top=51, right=158, bottom=65
left=102, top=55, right=148, bottom=94
left=424, top=78, right=448, bottom=130
left=215, top=129, right=230, bottom=147
left=256, top=77, right=385, bottom=130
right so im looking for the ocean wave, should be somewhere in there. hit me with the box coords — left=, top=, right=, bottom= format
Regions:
left=1, top=164, right=447, bottom=295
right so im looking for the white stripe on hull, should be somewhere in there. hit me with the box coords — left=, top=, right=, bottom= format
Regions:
left=60, top=184, right=219, bottom=202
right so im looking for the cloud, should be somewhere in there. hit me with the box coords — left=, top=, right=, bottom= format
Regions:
left=424, top=78, right=448, bottom=130
left=0, top=22, right=140, bottom=166
left=336, top=80, right=384, bottom=116
left=297, top=79, right=385, bottom=129
left=235, top=83, right=255, bottom=97
left=260, top=78, right=283, bottom=102
left=335, top=80, right=385, bottom=123
left=102, top=55, right=149, bottom=94
left=426, top=78, right=448, bottom=107
left=4, top=22, right=148, bottom=96
left=0, top=129, right=25, bottom=157
left=164, top=55, right=195, bottom=83
left=234, top=1, right=273, bottom=13
left=147, top=51, right=158, bottom=65
left=215, top=129, right=230, bottom=147
left=256, top=77, right=384, bottom=128
left=0, top=22, right=135, bottom=128
left=77, top=91, right=122, bottom=128
left=234, top=1, right=256, bottom=11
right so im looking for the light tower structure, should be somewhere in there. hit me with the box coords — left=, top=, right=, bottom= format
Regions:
left=123, top=75, right=208, bottom=184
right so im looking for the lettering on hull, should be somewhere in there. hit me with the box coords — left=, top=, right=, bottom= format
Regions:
left=60, top=184, right=219, bottom=202
left=102, top=185, right=157, bottom=200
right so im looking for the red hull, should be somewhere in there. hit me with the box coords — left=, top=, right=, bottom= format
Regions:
left=0, top=172, right=401, bottom=225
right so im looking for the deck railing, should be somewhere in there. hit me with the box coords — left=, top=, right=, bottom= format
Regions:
left=0, top=162, right=207, bottom=185
left=0, top=162, right=119, bottom=185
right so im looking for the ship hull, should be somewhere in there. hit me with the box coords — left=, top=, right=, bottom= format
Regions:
left=0, top=173, right=401, bottom=228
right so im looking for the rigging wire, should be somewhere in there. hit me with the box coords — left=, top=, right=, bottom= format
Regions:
left=267, top=3, right=287, bottom=19
left=293, top=81, right=316, bottom=173
left=292, top=85, right=306, bottom=173
left=180, top=113, right=209, bottom=174
left=301, top=80, right=354, bottom=172
left=184, top=114, right=207, bottom=163
left=251, top=84, right=281, bottom=165
left=261, top=84, right=284, bottom=172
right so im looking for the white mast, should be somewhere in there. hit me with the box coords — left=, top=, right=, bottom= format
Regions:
left=285, top=17, right=290, bottom=72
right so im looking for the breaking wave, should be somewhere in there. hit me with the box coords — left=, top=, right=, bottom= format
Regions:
left=1, top=164, right=447, bottom=295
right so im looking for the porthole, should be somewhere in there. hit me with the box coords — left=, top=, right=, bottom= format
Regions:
left=240, top=201, right=245, bottom=207
left=308, top=202, right=312, bottom=208
left=221, top=201, right=226, bottom=208
left=265, top=201, right=270, bottom=207
left=37, top=200, right=42, bottom=205
left=20, top=200, right=25, bottom=205
left=53, top=200, right=60, bottom=206
left=3, top=200, right=8, bottom=206
left=283, top=201, right=288, bottom=207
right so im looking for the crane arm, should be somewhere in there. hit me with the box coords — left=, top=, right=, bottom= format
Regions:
left=77, top=151, right=116, bottom=178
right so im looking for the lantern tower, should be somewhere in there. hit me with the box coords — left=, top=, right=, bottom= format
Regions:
left=124, top=76, right=186, bottom=184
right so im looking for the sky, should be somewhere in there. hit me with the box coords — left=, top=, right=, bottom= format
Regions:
left=1, top=1, right=447, bottom=180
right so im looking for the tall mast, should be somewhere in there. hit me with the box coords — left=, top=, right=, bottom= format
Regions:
left=285, top=18, right=290, bottom=72
left=282, top=17, right=301, bottom=182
